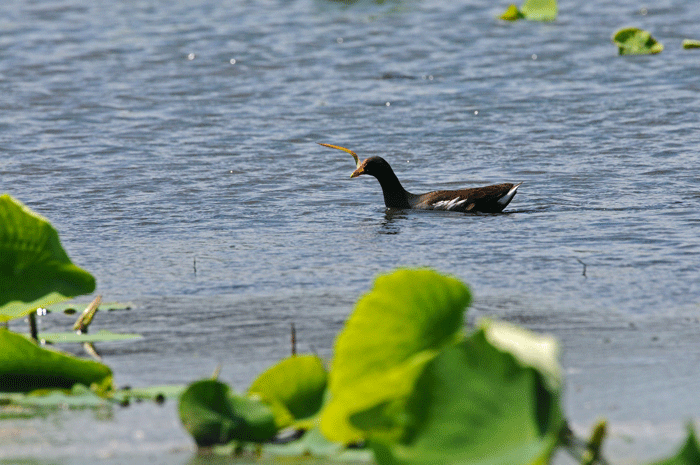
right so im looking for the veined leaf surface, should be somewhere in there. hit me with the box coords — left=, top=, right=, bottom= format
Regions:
left=373, top=325, right=564, bottom=465
left=0, top=194, right=95, bottom=322
left=321, top=269, right=471, bottom=443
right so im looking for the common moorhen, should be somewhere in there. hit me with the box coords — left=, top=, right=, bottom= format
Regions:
left=319, top=143, right=521, bottom=213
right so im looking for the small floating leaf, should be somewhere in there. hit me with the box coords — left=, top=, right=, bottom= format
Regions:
left=520, top=0, right=557, bottom=21
left=612, top=28, right=664, bottom=55
left=499, top=4, right=525, bottom=20
left=41, top=301, right=132, bottom=314
left=113, top=384, right=185, bottom=405
left=682, top=39, right=700, bottom=49
left=0, top=194, right=96, bottom=322
left=0, top=384, right=108, bottom=413
left=35, top=330, right=142, bottom=344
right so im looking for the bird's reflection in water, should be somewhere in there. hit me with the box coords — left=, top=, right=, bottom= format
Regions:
left=378, top=208, right=408, bottom=235
left=377, top=205, right=531, bottom=235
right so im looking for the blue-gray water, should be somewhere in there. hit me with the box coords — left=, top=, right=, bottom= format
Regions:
left=2, top=0, right=700, bottom=462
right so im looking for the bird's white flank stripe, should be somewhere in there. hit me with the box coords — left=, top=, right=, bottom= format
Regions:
left=432, top=197, right=469, bottom=210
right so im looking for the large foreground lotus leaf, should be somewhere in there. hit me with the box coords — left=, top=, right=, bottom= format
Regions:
left=612, top=28, right=664, bottom=55
left=0, top=194, right=96, bottom=322
left=649, top=424, right=700, bottom=465
left=321, top=269, right=471, bottom=444
left=179, top=379, right=277, bottom=447
left=372, top=325, right=564, bottom=465
left=0, top=329, right=112, bottom=392
left=520, top=0, right=557, bottom=21
left=248, top=354, right=328, bottom=429
left=481, top=319, right=561, bottom=391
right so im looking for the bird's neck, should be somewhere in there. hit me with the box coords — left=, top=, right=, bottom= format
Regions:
left=373, top=168, right=411, bottom=209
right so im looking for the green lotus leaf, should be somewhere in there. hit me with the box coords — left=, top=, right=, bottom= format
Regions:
left=682, top=39, right=700, bottom=49
left=178, top=379, right=277, bottom=447
left=612, top=28, right=664, bottom=55
left=248, top=354, right=328, bottom=429
left=0, top=328, right=113, bottom=392
left=113, top=384, right=185, bottom=404
left=41, top=301, right=132, bottom=314
left=520, top=0, right=557, bottom=21
left=499, top=4, right=525, bottom=20
left=0, top=384, right=112, bottom=420
left=480, top=319, right=562, bottom=392
left=372, top=325, right=564, bottom=465
left=0, top=384, right=107, bottom=409
left=0, top=194, right=96, bottom=322
left=35, top=330, right=142, bottom=344
left=321, top=268, right=471, bottom=444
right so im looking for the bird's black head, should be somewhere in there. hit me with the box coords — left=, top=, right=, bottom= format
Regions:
left=349, top=155, right=409, bottom=208
left=351, top=156, right=393, bottom=179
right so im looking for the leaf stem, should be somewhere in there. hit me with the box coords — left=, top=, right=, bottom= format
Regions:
left=28, top=310, right=38, bottom=342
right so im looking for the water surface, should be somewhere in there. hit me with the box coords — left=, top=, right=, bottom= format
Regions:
left=1, top=0, right=700, bottom=462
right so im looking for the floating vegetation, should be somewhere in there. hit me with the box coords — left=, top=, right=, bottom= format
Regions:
left=34, top=330, right=142, bottom=344
left=499, top=0, right=557, bottom=22
left=612, top=27, right=664, bottom=55
left=174, top=268, right=700, bottom=464
left=0, top=194, right=138, bottom=397
left=2, top=193, right=700, bottom=463
left=682, top=39, right=700, bottom=49
left=499, top=4, right=525, bottom=20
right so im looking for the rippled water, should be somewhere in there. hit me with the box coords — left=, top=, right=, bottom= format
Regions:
left=2, top=0, right=700, bottom=462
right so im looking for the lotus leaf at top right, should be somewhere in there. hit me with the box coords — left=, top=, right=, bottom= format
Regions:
left=612, top=27, right=664, bottom=55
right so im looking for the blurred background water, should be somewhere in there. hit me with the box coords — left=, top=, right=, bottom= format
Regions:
left=1, top=0, right=700, bottom=462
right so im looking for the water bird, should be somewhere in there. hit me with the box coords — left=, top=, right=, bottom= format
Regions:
left=318, top=143, right=521, bottom=213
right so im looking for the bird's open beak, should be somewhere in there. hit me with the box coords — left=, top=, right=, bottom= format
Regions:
left=350, top=167, right=364, bottom=178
